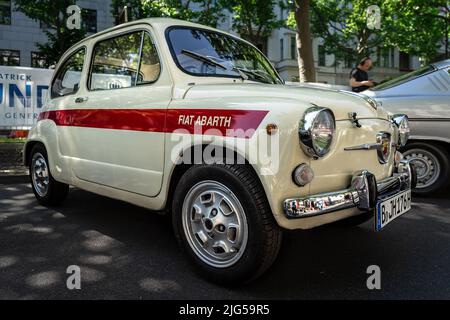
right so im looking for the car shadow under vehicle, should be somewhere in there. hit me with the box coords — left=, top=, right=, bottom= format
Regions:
left=0, top=181, right=449, bottom=299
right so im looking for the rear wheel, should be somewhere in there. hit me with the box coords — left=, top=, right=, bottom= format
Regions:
left=29, top=144, right=69, bottom=206
left=401, top=142, right=449, bottom=196
left=172, top=164, right=282, bottom=285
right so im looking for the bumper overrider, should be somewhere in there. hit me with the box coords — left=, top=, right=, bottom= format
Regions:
left=283, top=160, right=417, bottom=219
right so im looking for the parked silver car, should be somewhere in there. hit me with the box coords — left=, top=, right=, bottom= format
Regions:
left=364, top=59, right=450, bottom=195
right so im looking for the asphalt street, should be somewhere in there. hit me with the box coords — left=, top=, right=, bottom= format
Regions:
left=0, top=176, right=449, bottom=300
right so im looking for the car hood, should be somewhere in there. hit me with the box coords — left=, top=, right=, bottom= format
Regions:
left=183, top=83, right=389, bottom=121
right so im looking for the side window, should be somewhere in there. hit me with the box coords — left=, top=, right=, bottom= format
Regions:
left=51, top=48, right=85, bottom=98
left=138, top=33, right=161, bottom=85
left=89, top=31, right=160, bottom=91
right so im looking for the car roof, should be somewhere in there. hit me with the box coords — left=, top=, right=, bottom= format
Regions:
left=72, top=17, right=236, bottom=47
left=431, top=59, right=450, bottom=70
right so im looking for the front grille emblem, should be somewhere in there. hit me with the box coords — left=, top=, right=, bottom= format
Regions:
left=376, top=132, right=391, bottom=164
left=344, top=131, right=392, bottom=164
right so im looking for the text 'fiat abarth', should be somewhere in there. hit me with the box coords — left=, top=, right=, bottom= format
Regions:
left=24, top=18, right=417, bottom=284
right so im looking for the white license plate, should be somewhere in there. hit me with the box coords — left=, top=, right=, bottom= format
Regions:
left=375, top=189, right=411, bottom=231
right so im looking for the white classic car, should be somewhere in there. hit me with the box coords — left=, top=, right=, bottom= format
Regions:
left=363, top=59, right=450, bottom=195
left=24, top=18, right=416, bottom=284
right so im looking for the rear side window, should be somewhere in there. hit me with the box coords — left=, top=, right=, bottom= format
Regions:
left=51, top=48, right=85, bottom=98
left=89, top=31, right=160, bottom=91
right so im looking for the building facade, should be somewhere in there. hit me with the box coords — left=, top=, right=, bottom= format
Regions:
left=0, top=0, right=115, bottom=68
left=0, top=0, right=421, bottom=85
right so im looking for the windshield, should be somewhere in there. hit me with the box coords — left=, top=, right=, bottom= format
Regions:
left=372, top=65, right=436, bottom=91
left=167, top=27, right=283, bottom=84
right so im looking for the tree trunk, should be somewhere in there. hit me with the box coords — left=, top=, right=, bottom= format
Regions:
left=294, top=0, right=315, bottom=82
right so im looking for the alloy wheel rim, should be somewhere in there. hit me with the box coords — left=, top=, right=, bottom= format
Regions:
left=182, top=180, right=248, bottom=268
left=31, top=152, right=50, bottom=197
left=403, top=149, right=440, bottom=189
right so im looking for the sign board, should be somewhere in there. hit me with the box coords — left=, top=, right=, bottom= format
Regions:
left=0, top=66, right=54, bottom=130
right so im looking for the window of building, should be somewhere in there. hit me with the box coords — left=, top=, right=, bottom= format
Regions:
left=82, top=9, right=97, bottom=33
left=382, top=48, right=390, bottom=68
left=89, top=31, right=160, bottom=91
left=390, top=48, right=395, bottom=68
left=399, top=52, right=411, bottom=71
left=344, top=56, right=354, bottom=68
left=31, top=52, right=46, bottom=68
left=51, top=48, right=85, bottom=98
left=290, top=36, right=296, bottom=60
left=0, top=0, right=11, bottom=25
left=318, top=45, right=326, bottom=66
left=0, top=49, right=20, bottom=66
left=280, top=38, right=284, bottom=60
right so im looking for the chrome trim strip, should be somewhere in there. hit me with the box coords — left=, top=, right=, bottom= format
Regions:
left=409, top=118, right=450, bottom=122
left=283, top=160, right=414, bottom=219
left=344, top=143, right=381, bottom=151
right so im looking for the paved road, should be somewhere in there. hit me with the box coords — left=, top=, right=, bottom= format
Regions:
left=1, top=176, right=449, bottom=300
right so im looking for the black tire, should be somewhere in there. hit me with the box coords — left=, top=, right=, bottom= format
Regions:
left=335, top=210, right=373, bottom=227
left=29, top=143, right=69, bottom=206
left=401, top=142, right=449, bottom=196
left=172, top=164, right=282, bottom=285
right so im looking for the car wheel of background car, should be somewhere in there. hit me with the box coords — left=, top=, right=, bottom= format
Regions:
left=172, top=164, right=282, bottom=285
left=401, top=142, right=449, bottom=196
left=334, top=210, right=373, bottom=227
left=29, top=143, right=69, bottom=206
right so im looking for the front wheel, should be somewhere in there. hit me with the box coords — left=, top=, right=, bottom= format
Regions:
left=401, top=142, right=449, bottom=196
left=172, top=164, right=282, bottom=285
left=29, top=144, right=69, bottom=206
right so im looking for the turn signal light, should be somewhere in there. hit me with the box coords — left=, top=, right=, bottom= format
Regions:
left=292, top=164, right=314, bottom=187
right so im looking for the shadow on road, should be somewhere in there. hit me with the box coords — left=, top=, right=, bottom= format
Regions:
left=0, top=179, right=449, bottom=299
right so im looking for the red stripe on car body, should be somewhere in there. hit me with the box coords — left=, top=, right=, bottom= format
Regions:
left=38, top=108, right=269, bottom=138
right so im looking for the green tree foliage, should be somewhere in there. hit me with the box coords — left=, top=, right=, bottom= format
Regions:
left=288, top=0, right=448, bottom=65
left=222, top=0, right=286, bottom=46
left=15, top=0, right=87, bottom=67
left=111, top=0, right=286, bottom=52
left=111, top=0, right=225, bottom=27
left=383, top=0, right=449, bottom=62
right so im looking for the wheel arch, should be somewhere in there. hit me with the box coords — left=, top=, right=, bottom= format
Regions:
left=404, top=138, right=450, bottom=155
left=23, top=140, right=46, bottom=167
left=164, top=144, right=269, bottom=214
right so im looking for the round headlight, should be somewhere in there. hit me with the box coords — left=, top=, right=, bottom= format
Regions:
left=299, top=106, right=336, bottom=158
left=392, top=114, right=410, bottom=147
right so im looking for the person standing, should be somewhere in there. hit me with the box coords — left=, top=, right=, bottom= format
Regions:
left=349, top=57, right=375, bottom=92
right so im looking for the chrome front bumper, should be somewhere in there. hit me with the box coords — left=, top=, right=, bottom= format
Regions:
left=283, top=160, right=417, bottom=219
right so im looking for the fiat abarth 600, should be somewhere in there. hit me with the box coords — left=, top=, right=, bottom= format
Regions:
left=24, top=18, right=416, bottom=284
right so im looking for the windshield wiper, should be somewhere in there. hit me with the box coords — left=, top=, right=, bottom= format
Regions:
left=180, top=49, right=274, bottom=83
left=181, top=49, right=227, bottom=70
left=233, top=67, right=272, bottom=84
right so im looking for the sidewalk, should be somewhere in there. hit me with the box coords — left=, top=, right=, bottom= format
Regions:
left=0, top=166, right=28, bottom=176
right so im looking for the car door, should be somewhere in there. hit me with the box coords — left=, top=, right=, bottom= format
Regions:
left=68, top=28, right=171, bottom=196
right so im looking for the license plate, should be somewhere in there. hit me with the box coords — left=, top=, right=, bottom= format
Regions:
left=375, top=189, right=411, bottom=231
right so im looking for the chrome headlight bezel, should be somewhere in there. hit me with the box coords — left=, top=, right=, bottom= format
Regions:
left=299, top=106, right=336, bottom=158
left=392, top=114, right=410, bottom=147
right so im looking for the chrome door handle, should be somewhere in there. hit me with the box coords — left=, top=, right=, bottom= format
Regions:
left=75, top=96, right=88, bottom=103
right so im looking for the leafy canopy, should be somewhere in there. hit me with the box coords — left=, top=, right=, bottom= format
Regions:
left=288, top=0, right=448, bottom=64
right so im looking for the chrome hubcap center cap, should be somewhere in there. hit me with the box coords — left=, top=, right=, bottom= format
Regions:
left=182, top=181, right=248, bottom=268
left=31, top=152, right=50, bottom=197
